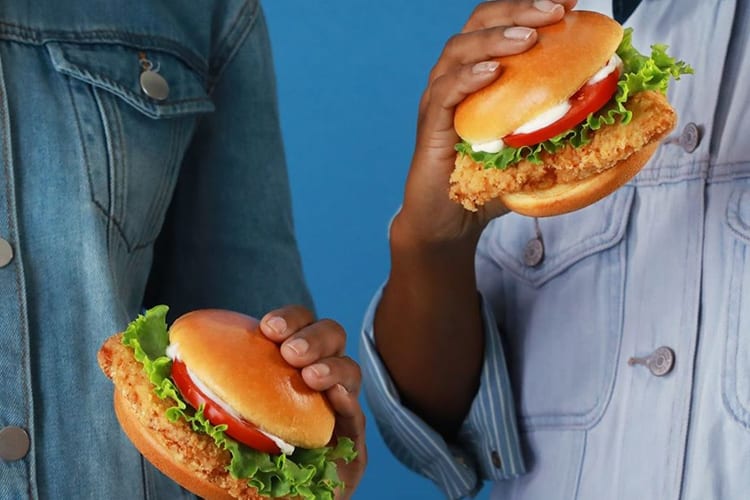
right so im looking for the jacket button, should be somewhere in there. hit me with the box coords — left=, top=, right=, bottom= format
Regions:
left=0, top=426, right=30, bottom=461
left=648, top=346, right=675, bottom=376
left=628, top=346, right=675, bottom=377
left=679, top=122, right=701, bottom=153
left=140, top=70, right=170, bottom=101
left=0, top=238, right=13, bottom=268
left=523, top=238, right=544, bottom=267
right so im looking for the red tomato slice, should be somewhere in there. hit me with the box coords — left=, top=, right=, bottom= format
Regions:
left=171, top=359, right=282, bottom=454
left=503, top=66, right=621, bottom=149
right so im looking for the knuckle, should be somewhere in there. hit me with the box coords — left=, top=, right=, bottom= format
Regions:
left=292, top=304, right=315, bottom=319
left=319, top=318, right=347, bottom=338
left=341, top=356, right=362, bottom=382
left=427, top=65, right=441, bottom=85
left=442, top=33, right=463, bottom=55
left=469, top=2, right=490, bottom=21
left=428, top=74, right=450, bottom=104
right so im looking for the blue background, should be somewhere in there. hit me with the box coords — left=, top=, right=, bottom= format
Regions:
left=264, top=2, right=490, bottom=500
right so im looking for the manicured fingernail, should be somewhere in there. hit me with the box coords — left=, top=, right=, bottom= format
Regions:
left=284, top=338, right=309, bottom=356
left=534, top=0, right=564, bottom=13
left=266, top=316, right=287, bottom=334
left=472, top=60, right=500, bottom=74
left=504, top=26, right=535, bottom=41
left=309, top=363, right=330, bottom=378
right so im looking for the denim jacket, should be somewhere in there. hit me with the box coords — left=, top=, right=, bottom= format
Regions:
left=361, top=0, right=750, bottom=498
left=0, top=1, right=312, bottom=498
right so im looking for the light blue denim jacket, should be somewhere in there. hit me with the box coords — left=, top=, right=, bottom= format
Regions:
left=0, top=1, right=312, bottom=498
left=362, top=0, right=750, bottom=498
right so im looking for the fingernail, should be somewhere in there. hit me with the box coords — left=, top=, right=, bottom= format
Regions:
left=472, top=60, right=500, bottom=74
left=266, top=316, right=287, bottom=335
left=504, top=26, right=535, bottom=41
left=284, top=338, right=309, bottom=356
left=336, top=383, right=351, bottom=394
left=309, top=363, right=331, bottom=378
left=534, top=0, right=564, bottom=13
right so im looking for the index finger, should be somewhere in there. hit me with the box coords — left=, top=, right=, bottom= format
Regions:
left=463, top=0, right=577, bottom=32
left=259, top=305, right=315, bottom=342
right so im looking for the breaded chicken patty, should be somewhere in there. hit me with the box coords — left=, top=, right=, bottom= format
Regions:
left=98, top=334, right=261, bottom=499
left=449, top=90, right=677, bottom=211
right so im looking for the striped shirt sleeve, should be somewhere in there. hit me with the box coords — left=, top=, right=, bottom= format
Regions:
left=359, top=286, right=526, bottom=499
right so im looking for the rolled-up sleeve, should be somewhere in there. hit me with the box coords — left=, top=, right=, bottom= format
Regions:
left=360, top=286, right=526, bottom=499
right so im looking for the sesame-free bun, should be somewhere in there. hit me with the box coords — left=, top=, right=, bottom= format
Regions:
left=454, top=11, right=624, bottom=143
left=169, top=309, right=335, bottom=449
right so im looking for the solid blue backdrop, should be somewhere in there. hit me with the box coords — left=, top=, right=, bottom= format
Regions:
left=264, top=2, right=491, bottom=500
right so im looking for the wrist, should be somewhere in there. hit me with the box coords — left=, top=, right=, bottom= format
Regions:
left=389, top=209, right=482, bottom=257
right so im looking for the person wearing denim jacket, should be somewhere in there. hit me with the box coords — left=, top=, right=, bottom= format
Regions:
left=0, top=1, right=366, bottom=498
left=362, top=0, right=750, bottom=498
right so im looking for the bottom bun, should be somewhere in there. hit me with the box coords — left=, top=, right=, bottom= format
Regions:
left=499, top=140, right=659, bottom=217
left=114, top=391, right=236, bottom=500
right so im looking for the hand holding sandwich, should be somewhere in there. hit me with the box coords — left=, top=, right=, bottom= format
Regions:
left=394, top=0, right=576, bottom=250
left=377, top=0, right=578, bottom=438
left=99, top=306, right=363, bottom=500
left=259, top=306, right=366, bottom=499
left=376, top=0, right=690, bottom=437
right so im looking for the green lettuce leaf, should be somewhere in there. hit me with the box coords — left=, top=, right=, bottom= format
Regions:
left=455, top=27, right=694, bottom=170
left=122, top=306, right=357, bottom=499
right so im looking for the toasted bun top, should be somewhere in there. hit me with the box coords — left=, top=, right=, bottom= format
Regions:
left=169, top=309, right=335, bottom=449
left=454, top=10, right=624, bottom=143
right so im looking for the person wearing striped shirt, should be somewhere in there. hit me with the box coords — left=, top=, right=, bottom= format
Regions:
left=361, top=0, right=750, bottom=498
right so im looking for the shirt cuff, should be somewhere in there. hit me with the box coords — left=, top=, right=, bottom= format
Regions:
left=359, top=286, right=526, bottom=499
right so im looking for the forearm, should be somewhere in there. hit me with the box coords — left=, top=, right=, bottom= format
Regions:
left=373, top=215, right=485, bottom=438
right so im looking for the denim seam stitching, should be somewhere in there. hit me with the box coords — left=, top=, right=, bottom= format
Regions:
left=91, top=87, right=130, bottom=252
left=140, top=110, right=185, bottom=246
left=0, top=22, right=208, bottom=77
left=0, top=50, right=35, bottom=500
left=51, top=55, right=212, bottom=115
left=207, top=0, right=260, bottom=93
left=723, top=219, right=750, bottom=429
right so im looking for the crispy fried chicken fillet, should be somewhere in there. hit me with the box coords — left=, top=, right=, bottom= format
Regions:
left=97, top=333, right=262, bottom=500
left=449, top=90, right=676, bottom=212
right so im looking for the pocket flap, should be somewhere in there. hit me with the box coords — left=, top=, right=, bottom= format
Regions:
left=46, top=42, right=215, bottom=119
left=481, top=187, right=635, bottom=288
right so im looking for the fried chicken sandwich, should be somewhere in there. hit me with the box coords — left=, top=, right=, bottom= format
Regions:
left=98, top=306, right=356, bottom=500
left=451, top=10, right=692, bottom=216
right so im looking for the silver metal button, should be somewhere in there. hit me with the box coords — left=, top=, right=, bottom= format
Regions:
left=679, top=122, right=701, bottom=153
left=628, top=346, right=675, bottom=377
left=0, top=426, right=30, bottom=461
left=140, top=70, right=170, bottom=101
left=524, top=238, right=544, bottom=267
left=0, top=238, right=13, bottom=268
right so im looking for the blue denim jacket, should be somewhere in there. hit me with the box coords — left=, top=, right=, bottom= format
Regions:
left=0, top=1, right=312, bottom=498
left=362, top=0, right=750, bottom=498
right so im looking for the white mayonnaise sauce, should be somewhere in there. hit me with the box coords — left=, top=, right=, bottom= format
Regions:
left=469, top=53, right=622, bottom=154
left=511, top=101, right=572, bottom=135
left=586, top=53, right=623, bottom=85
left=471, top=139, right=504, bottom=154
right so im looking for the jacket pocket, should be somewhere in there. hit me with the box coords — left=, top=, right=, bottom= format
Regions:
left=477, top=188, right=634, bottom=429
left=46, top=41, right=215, bottom=251
left=723, top=185, right=750, bottom=429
